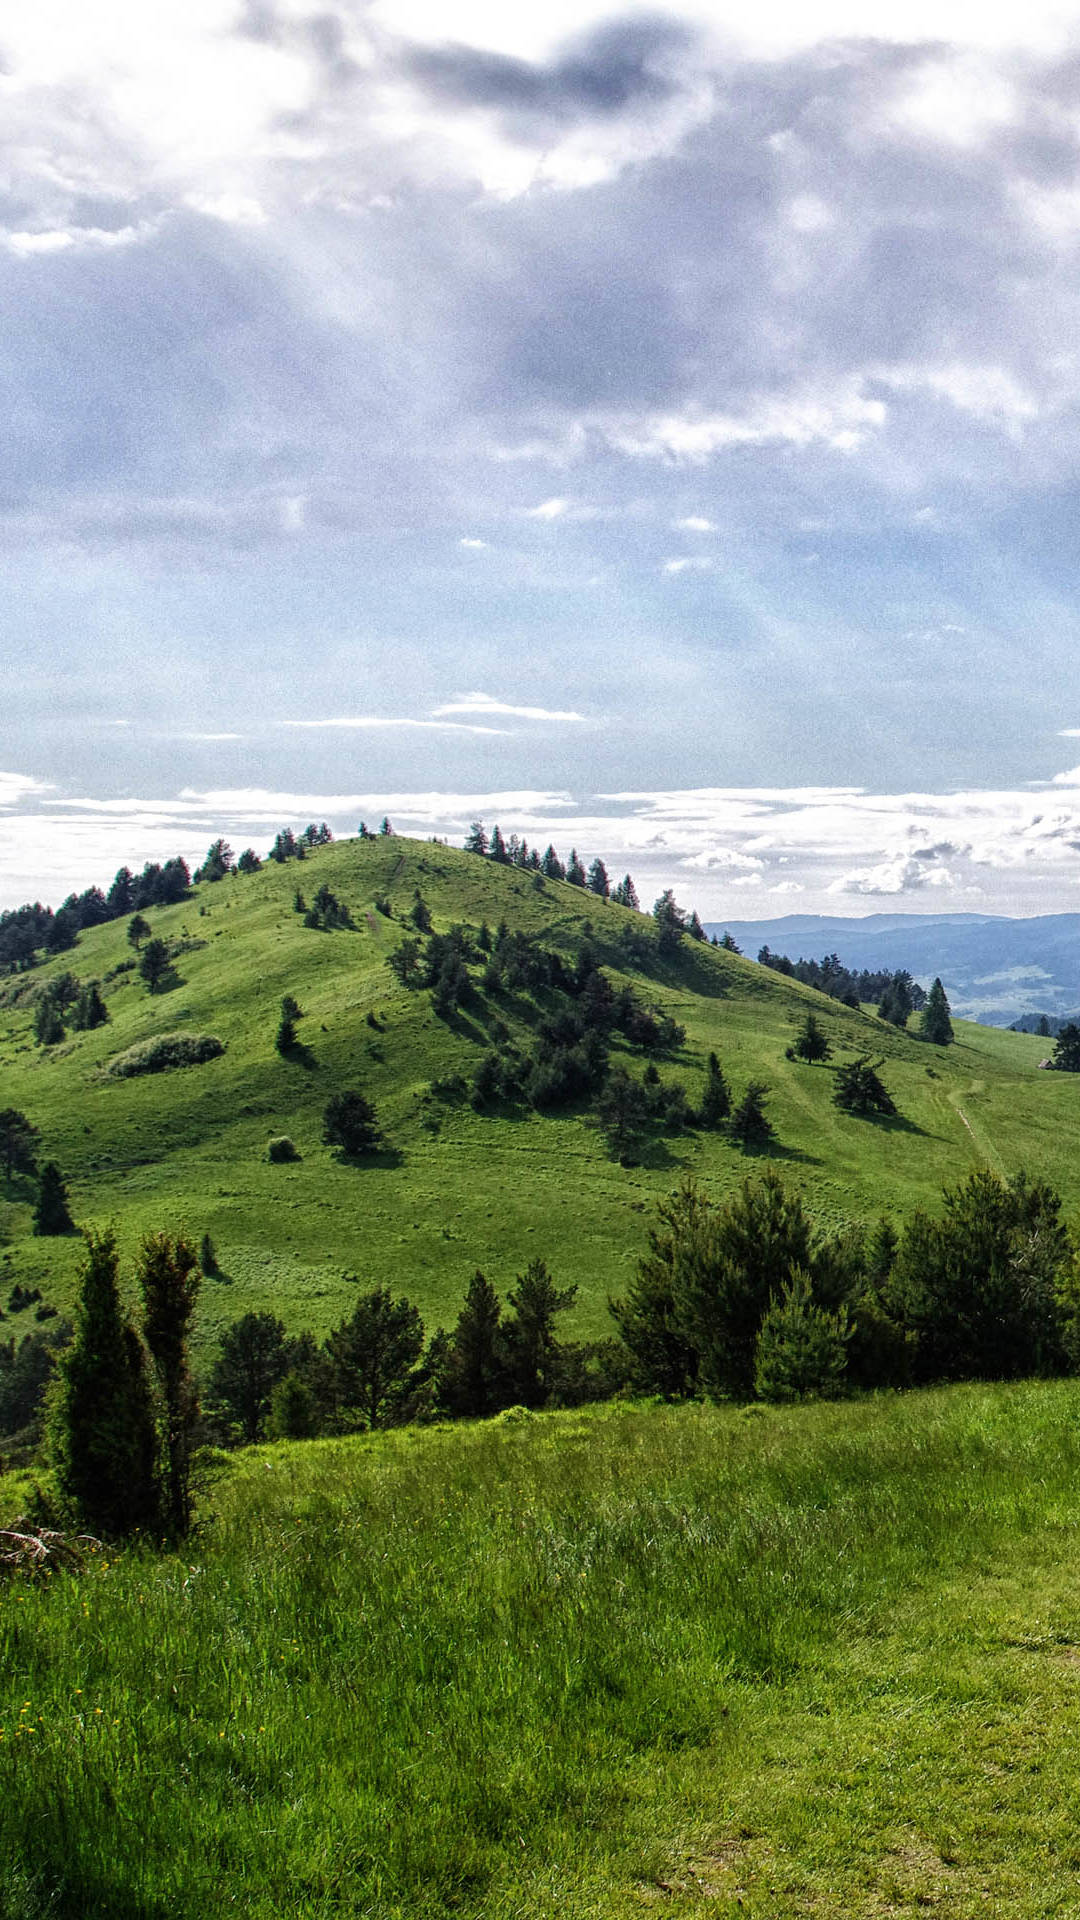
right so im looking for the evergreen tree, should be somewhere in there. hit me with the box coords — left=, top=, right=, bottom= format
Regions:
left=833, top=1056, right=897, bottom=1116
left=70, top=980, right=109, bottom=1030
left=488, top=824, right=509, bottom=863
left=127, top=913, right=151, bottom=951
left=699, top=1051, right=731, bottom=1127
left=33, top=1161, right=74, bottom=1236
left=566, top=849, right=586, bottom=887
left=275, top=993, right=303, bottom=1053
left=609, top=1179, right=703, bottom=1397
left=379, top=817, right=393, bottom=835
left=464, top=821, right=488, bottom=856
left=503, top=1260, right=578, bottom=1408
left=1051, top=1023, right=1080, bottom=1072
left=196, top=838, right=234, bottom=883
left=652, top=889, right=687, bottom=954
left=587, top=858, right=610, bottom=899
left=33, top=994, right=65, bottom=1047
left=108, top=867, right=135, bottom=916
left=729, top=1082, right=774, bottom=1151
left=387, top=937, right=422, bottom=987
left=137, top=1232, right=201, bottom=1539
left=612, top=874, right=639, bottom=910
left=50, top=1229, right=160, bottom=1537
left=0, top=1109, right=39, bottom=1184
left=410, top=892, right=433, bottom=933
left=540, top=845, right=565, bottom=880
left=688, top=910, right=706, bottom=941
left=209, top=1312, right=289, bottom=1442
left=327, top=1286, right=425, bottom=1429
left=792, top=1011, right=832, bottom=1064
left=268, top=1371, right=319, bottom=1439
left=236, top=848, right=261, bottom=874
left=139, top=937, right=171, bottom=994
left=672, top=1171, right=811, bottom=1400
left=323, top=1090, right=382, bottom=1157
left=441, top=1270, right=508, bottom=1418
left=595, top=1066, right=650, bottom=1159
left=921, top=977, right=954, bottom=1045
left=754, top=1269, right=849, bottom=1402
left=878, top=973, right=914, bottom=1027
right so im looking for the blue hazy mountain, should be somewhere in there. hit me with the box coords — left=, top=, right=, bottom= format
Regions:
left=703, top=913, right=1080, bottom=1026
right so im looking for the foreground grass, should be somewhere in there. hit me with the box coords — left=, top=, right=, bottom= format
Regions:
left=6, top=1387, right=1080, bottom=1915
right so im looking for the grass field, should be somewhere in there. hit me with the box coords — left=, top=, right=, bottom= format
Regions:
left=6, top=1384, right=1080, bottom=1915
left=0, top=834, right=1073, bottom=1360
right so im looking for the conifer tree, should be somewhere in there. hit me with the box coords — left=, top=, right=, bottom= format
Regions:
left=0, top=1109, right=39, bottom=1185
left=699, top=1051, right=731, bottom=1127
left=729, top=1082, right=774, bottom=1151
left=33, top=1161, right=75, bottom=1236
left=488, top=824, right=509, bottom=863
left=566, top=849, right=586, bottom=886
left=587, top=858, right=610, bottom=898
left=441, top=1271, right=508, bottom=1418
left=50, top=1229, right=160, bottom=1538
left=612, top=873, right=639, bottom=910
left=138, top=1232, right=201, bottom=1539
left=464, top=821, right=488, bottom=855
left=503, top=1260, right=577, bottom=1407
left=540, top=845, right=565, bottom=880
left=127, top=912, right=150, bottom=951
left=792, top=1011, right=832, bottom=1064
left=921, top=977, right=954, bottom=1045
left=275, top=994, right=302, bottom=1053
left=70, top=980, right=109, bottom=1030
left=833, top=1056, right=897, bottom=1116
left=754, top=1269, right=849, bottom=1402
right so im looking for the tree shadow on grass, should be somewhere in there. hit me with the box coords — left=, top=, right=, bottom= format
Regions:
left=334, top=1146, right=405, bottom=1170
left=838, top=1110, right=928, bottom=1137
left=280, top=1041, right=318, bottom=1071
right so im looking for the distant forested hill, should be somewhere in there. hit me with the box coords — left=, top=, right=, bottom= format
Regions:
left=707, top=912, right=1080, bottom=1025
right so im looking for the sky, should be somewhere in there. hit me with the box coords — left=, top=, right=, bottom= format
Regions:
left=10, top=2, right=1080, bottom=914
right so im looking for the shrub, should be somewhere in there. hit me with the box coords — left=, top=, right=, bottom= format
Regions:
left=107, top=1033, right=225, bottom=1079
left=267, top=1135, right=301, bottom=1163
left=754, top=1269, right=849, bottom=1402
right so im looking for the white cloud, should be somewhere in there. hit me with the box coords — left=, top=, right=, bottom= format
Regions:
left=431, top=691, right=588, bottom=723
left=0, top=770, right=55, bottom=808
left=601, top=382, right=889, bottom=462
left=524, top=498, right=570, bottom=520
left=459, top=537, right=488, bottom=548
left=277, top=715, right=509, bottom=735
left=673, top=515, right=715, bottom=531
left=661, top=555, right=715, bottom=575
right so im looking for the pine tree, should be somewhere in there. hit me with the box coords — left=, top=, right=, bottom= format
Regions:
left=921, top=977, right=954, bottom=1045
left=33, top=1161, right=74, bottom=1236
left=587, top=858, right=610, bottom=898
left=540, top=845, right=565, bottom=880
left=70, top=980, right=109, bottom=1030
left=33, top=995, right=65, bottom=1047
left=1051, top=1023, right=1080, bottom=1071
left=127, top=913, right=150, bottom=951
left=566, top=849, right=586, bottom=887
left=729, top=1082, right=774, bottom=1151
left=612, top=874, right=639, bottom=910
left=609, top=1179, right=703, bottom=1397
left=792, top=1011, right=832, bottom=1064
left=754, top=1269, right=849, bottom=1403
left=275, top=993, right=302, bottom=1053
left=0, top=1109, right=39, bottom=1184
left=327, top=1286, right=425, bottom=1429
left=488, top=824, right=509, bottom=863
left=50, top=1229, right=160, bottom=1538
left=652, top=890, right=687, bottom=954
left=833, top=1056, right=897, bottom=1116
left=464, top=821, right=488, bottom=856
left=139, top=937, right=171, bottom=994
left=323, top=1090, right=382, bottom=1156
left=441, top=1271, right=508, bottom=1418
left=503, top=1260, right=577, bottom=1408
left=699, top=1051, right=731, bottom=1127
left=209, top=1312, right=289, bottom=1442
left=137, top=1232, right=201, bottom=1539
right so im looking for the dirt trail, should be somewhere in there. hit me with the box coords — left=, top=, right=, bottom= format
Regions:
left=948, top=1082, right=1006, bottom=1174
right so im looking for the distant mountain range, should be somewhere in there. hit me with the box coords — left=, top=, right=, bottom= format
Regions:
left=703, top=913, right=1080, bottom=1026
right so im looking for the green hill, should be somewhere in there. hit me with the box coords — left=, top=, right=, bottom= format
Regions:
left=0, top=834, right=1071, bottom=1359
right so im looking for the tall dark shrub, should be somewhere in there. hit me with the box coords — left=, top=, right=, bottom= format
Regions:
left=138, top=1232, right=201, bottom=1539
left=50, top=1230, right=159, bottom=1537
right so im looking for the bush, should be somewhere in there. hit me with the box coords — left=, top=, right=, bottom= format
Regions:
left=267, top=1136, right=301, bottom=1163
left=107, top=1033, right=225, bottom=1078
left=754, top=1269, right=849, bottom=1402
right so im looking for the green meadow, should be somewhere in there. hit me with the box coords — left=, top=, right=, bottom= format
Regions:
left=8, top=1384, right=1080, bottom=1916
left=0, top=833, right=1073, bottom=1359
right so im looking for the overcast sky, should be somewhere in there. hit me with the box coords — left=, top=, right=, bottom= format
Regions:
left=9, top=0, right=1080, bottom=914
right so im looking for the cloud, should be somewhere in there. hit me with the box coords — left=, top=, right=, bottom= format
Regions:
left=431, top=691, right=588, bottom=722
left=524, top=497, right=571, bottom=519
left=674, top=515, right=715, bottom=531
left=661, top=555, right=714, bottom=574
left=277, top=715, right=510, bottom=735
left=459, top=536, right=487, bottom=547
left=0, top=771, right=55, bottom=808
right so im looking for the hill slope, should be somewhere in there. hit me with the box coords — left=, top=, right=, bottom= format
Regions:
left=0, top=835, right=1072, bottom=1356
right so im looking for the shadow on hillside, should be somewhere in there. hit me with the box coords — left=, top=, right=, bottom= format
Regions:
left=280, top=1041, right=318, bottom=1071
left=734, top=1139, right=823, bottom=1165
left=147, top=967, right=183, bottom=996
left=335, top=1146, right=405, bottom=1170
left=842, top=1111, right=927, bottom=1137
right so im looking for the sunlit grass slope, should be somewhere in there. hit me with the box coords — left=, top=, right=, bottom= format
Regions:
left=6, top=1384, right=1080, bottom=1916
left=0, top=834, right=1072, bottom=1355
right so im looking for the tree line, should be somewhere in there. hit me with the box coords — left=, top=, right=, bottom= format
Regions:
left=758, top=948, right=929, bottom=1024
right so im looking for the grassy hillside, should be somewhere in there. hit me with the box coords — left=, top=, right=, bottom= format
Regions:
left=6, top=1383, right=1080, bottom=1916
left=0, top=834, right=1072, bottom=1357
